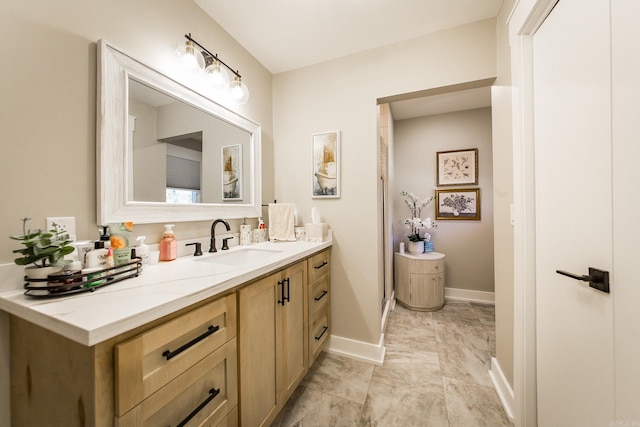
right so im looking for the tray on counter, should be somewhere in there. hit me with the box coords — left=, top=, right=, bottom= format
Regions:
left=23, top=258, right=142, bottom=298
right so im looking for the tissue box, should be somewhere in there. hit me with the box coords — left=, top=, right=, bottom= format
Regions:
left=305, top=223, right=328, bottom=242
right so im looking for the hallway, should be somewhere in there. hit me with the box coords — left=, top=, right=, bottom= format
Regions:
left=272, top=301, right=512, bottom=426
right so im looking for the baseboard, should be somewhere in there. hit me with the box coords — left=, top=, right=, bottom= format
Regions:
left=489, top=357, right=515, bottom=422
left=326, top=333, right=385, bottom=366
left=380, top=291, right=395, bottom=334
left=445, top=287, right=495, bottom=304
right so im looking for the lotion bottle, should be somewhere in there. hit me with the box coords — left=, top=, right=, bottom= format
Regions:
left=86, top=240, right=108, bottom=268
left=159, top=224, right=177, bottom=261
left=135, top=236, right=150, bottom=267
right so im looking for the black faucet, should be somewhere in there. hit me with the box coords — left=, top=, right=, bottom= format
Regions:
left=210, top=219, right=232, bottom=253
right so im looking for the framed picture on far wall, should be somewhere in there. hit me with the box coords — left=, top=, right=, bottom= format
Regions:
left=436, top=188, right=481, bottom=220
left=222, top=144, right=242, bottom=200
left=312, top=131, right=340, bottom=198
left=436, top=148, right=478, bottom=186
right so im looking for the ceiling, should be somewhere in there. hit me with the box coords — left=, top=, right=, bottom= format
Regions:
left=390, top=86, right=492, bottom=120
left=194, top=0, right=501, bottom=117
left=194, top=0, right=503, bottom=74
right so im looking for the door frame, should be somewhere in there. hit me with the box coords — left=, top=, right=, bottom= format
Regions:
left=508, top=0, right=559, bottom=426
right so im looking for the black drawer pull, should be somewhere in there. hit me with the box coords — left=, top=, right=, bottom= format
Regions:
left=176, top=387, right=220, bottom=427
left=163, top=325, right=219, bottom=361
left=314, top=261, right=328, bottom=270
left=315, top=326, right=328, bottom=341
left=314, top=290, right=328, bottom=302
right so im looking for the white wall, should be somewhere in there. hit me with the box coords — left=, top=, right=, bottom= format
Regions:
left=0, top=1, right=274, bottom=424
left=272, top=19, right=497, bottom=347
left=0, top=0, right=274, bottom=258
left=393, top=108, right=495, bottom=293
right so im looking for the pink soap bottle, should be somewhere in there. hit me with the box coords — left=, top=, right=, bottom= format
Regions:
left=159, top=224, right=177, bottom=261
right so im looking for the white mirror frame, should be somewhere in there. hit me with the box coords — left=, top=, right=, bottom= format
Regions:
left=96, top=39, right=262, bottom=224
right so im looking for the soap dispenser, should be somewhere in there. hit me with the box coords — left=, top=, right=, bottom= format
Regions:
left=98, top=225, right=111, bottom=248
left=159, top=224, right=177, bottom=261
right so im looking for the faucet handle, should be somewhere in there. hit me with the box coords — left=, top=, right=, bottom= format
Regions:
left=186, top=242, right=203, bottom=256
left=221, top=236, right=234, bottom=251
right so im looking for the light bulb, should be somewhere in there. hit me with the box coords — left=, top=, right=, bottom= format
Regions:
left=205, top=60, right=230, bottom=89
left=230, top=76, right=250, bottom=105
left=175, top=40, right=205, bottom=71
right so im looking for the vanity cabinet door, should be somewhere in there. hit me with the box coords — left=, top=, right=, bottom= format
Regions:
left=278, top=262, right=308, bottom=404
left=239, top=275, right=279, bottom=427
left=239, top=260, right=307, bottom=427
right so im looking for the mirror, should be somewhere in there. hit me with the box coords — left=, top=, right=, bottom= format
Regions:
left=97, top=40, right=262, bottom=224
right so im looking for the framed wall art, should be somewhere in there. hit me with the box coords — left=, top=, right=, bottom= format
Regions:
left=436, top=148, right=478, bottom=186
left=312, top=131, right=340, bottom=198
left=222, top=144, right=242, bottom=200
left=435, top=188, right=481, bottom=220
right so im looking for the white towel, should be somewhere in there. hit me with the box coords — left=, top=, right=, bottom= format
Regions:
left=268, top=203, right=296, bottom=242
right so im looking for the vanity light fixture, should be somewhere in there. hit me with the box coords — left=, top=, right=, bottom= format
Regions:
left=175, top=36, right=205, bottom=71
left=175, top=33, right=249, bottom=104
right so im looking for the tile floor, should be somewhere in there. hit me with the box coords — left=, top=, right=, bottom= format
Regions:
left=272, top=301, right=513, bottom=426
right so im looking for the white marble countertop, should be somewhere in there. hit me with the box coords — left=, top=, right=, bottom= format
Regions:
left=0, top=239, right=331, bottom=347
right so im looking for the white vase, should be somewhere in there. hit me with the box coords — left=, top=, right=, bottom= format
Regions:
left=407, top=241, right=424, bottom=254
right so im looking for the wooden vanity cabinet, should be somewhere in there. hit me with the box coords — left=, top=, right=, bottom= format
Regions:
left=238, top=261, right=307, bottom=427
left=10, top=293, right=238, bottom=427
left=394, top=252, right=445, bottom=311
left=9, top=247, right=331, bottom=427
left=307, top=249, right=331, bottom=365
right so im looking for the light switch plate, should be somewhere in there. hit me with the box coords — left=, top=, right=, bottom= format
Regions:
left=46, top=217, right=76, bottom=240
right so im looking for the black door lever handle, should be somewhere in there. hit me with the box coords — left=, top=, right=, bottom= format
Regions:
left=556, top=267, right=610, bottom=293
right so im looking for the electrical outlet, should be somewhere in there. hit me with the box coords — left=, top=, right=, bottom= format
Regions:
left=46, top=217, right=77, bottom=240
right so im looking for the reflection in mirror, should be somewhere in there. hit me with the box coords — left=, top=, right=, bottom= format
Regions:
left=97, top=40, right=262, bottom=224
left=127, top=79, right=251, bottom=204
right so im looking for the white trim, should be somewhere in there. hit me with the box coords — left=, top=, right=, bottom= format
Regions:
left=381, top=291, right=395, bottom=333
left=444, top=287, right=495, bottom=304
left=326, top=333, right=385, bottom=366
left=509, top=1, right=559, bottom=426
left=489, top=357, right=515, bottom=423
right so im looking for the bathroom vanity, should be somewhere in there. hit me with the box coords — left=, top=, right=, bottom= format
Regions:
left=0, top=240, right=331, bottom=426
left=394, top=252, right=445, bottom=311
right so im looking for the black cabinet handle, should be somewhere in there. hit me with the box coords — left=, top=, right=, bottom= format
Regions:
left=162, top=325, right=219, bottom=360
left=314, top=290, right=328, bottom=302
left=314, top=261, right=328, bottom=270
left=315, top=326, right=328, bottom=341
left=285, top=278, right=291, bottom=303
left=176, top=388, right=220, bottom=427
left=278, top=280, right=286, bottom=306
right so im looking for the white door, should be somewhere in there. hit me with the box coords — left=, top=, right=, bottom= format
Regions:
left=533, top=0, right=615, bottom=425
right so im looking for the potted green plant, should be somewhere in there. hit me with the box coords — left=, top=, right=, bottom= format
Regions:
left=10, top=217, right=75, bottom=279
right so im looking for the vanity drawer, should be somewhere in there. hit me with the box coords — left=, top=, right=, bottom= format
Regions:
left=410, top=259, right=444, bottom=275
left=309, top=310, right=330, bottom=364
left=216, top=406, right=238, bottom=427
left=309, top=274, right=330, bottom=318
left=308, top=249, right=330, bottom=283
left=116, top=338, right=238, bottom=427
left=115, top=293, right=236, bottom=416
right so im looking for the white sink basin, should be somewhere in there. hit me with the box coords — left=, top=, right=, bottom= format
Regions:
left=194, top=247, right=283, bottom=268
